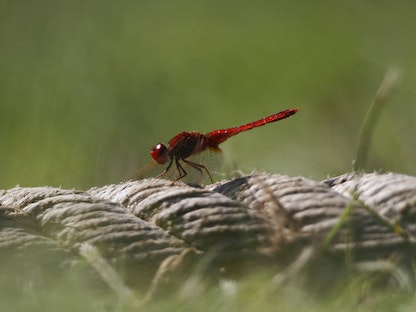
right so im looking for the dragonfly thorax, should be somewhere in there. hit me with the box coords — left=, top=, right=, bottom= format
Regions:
left=167, top=132, right=209, bottom=160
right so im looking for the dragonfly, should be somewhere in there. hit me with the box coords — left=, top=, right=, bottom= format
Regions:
left=130, top=108, right=299, bottom=184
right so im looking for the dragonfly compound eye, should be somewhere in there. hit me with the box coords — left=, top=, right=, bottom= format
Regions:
left=150, top=143, right=169, bottom=164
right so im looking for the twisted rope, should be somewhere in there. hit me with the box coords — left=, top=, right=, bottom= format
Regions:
left=1, top=172, right=416, bottom=296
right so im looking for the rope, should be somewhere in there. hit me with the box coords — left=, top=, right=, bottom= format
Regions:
left=1, top=172, right=416, bottom=296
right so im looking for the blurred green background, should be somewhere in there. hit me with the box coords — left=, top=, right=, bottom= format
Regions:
left=1, top=0, right=415, bottom=189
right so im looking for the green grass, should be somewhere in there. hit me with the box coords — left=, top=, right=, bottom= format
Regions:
left=2, top=248, right=416, bottom=312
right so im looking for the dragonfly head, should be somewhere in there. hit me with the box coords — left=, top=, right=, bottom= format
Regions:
left=150, top=143, right=169, bottom=164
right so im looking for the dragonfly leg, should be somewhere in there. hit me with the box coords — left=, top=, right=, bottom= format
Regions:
left=155, top=158, right=174, bottom=179
left=174, top=159, right=187, bottom=181
left=182, top=159, right=214, bottom=184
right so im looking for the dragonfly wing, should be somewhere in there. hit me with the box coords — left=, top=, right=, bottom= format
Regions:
left=128, top=160, right=177, bottom=181
left=180, top=147, right=223, bottom=184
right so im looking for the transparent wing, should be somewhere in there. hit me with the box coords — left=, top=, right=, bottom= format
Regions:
left=181, top=147, right=223, bottom=184
left=127, top=160, right=161, bottom=180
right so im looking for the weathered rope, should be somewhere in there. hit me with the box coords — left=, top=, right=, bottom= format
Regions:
left=1, top=172, right=416, bottom=294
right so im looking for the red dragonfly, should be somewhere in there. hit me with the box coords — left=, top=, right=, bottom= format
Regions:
left=130, top=108, right=299, bottom=183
